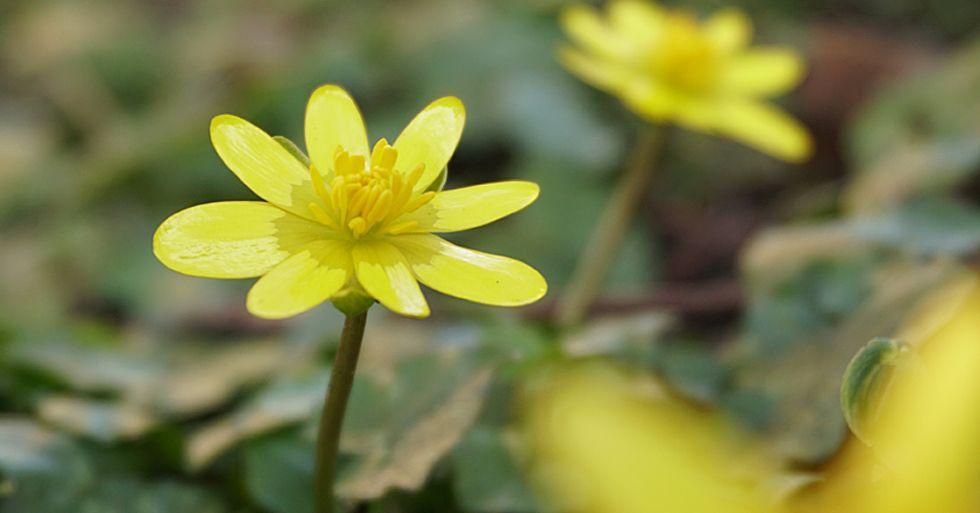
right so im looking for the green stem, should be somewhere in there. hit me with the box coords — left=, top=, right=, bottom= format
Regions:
left=556, top=125, right=666, bottom=328
left=315, top=311, right=368, bottom=513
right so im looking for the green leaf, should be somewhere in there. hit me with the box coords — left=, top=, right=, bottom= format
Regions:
left=245, top=434, right=316, bottom=513
left=562, top=311, right=674, bottom=360
left=845, top=37, right=980, bottom=213
left=334, top=321, right=500, bottom=499
left=36, top=395, right=157, bottom=443
left=452, top=426, right=536, bottom=513
left=186, top=368, right=329, bottom=471
left=12, top=336, right=303, bottom=419
left=74, top=479, right=226, bottom=513
left=852, top=198, right=980, bottom=256
left=732, top=260, right=965, bottom=463
left=0, top=418, right=93, bottom=513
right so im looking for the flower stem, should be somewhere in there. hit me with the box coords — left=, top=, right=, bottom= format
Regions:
left=315, top=311, right=368, bottom=513
left=557, top=125, right=666, bottom=328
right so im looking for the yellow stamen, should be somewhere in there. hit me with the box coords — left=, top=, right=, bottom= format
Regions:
left=315, top=139, right=437, bottom=239
left=404, top=191, right=435, bottom=212
left=348, top=217, right=367, bottom=237
left=386, top=220, right=419, bottom=234
left=366, top=190, right=392, bottom=224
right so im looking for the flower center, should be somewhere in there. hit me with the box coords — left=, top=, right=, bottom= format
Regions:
left=307, top=139, right=434, bottom=239
left=646, top=15, right=718, bottom=93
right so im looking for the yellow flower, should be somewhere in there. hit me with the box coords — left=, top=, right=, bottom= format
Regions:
left=154, top=85, right=547, bottom=319
left=560, top=0, right=812, bottom=162
left=524, top=367, right=779, bottom=513
left=524, top=275, right=980, bottom=513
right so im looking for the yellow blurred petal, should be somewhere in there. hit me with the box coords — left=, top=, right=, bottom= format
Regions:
left=841, top=279, right=980, bottom=513
left=560, top=4, right=634, bottom=60
left=525, top=368, right=778, bottom=513
left=305, top=84, right=369, bottom=176
left=211, top=115, right=321, bottom=220
left=352, top=240, right=429, bottom=318
left=394, top=234, right=546, bottom=306
left=153, top=201, right=326, bottom=279
left=722, top=49, right=805, bottom=96
left=246, top=239, right=352, bottom=319
left=393, top=97, right=465, bottom=192
left=622, top=79, right=702, bottom=123
left=607, top=0, right=666, bottom=47
left=559, top=46, right=636, bottom=93
left=704, top=8, right=752, bottom=53
left=708, top=100, right=813, bottom=162
left=402, top=181, right=539, bottom=233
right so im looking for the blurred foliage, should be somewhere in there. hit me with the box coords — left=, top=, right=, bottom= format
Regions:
left=0, top=0, right=978, bottom=512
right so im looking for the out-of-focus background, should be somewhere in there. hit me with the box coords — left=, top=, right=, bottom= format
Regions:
left=0, top=0, right=978, bottom=512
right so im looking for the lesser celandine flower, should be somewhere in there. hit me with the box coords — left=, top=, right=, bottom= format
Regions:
left=154, top=84, right=546, bottom=319
left=524, top=367, right=779, bottom=513
left=153, top=85, right=547, bottom=513
left=555, top=0, right=813, bottom=327
left=526, top=274, right=980, bottom=513
left=560, top=0, right=812, bottom=162
left=829, top=275, right=980, bottom=513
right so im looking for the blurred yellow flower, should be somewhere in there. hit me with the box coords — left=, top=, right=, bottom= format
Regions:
left=828, top=274, right=980, bottom=513
left=154, top=85, right=546, bottom=319
left=560, top=0, right=812, bottom=162
left=524, top=366, right=780, bottom=513
left=524, top=274, right=980, bottom=513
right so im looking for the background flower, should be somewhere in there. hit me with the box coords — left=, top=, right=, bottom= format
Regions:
left=561, top=0, right=813, bottom=161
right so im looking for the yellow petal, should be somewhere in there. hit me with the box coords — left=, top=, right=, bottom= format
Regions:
left=393, top=97, right=465, bottom=192
left=704, top=8, right=752, bottom=53
left=211, top=115, right=321, bottom=220
left=621, top=79, right=701, bottom=123
left=707, top=100, right=813, bottom=163
left=560, top=4, right=634, bottom=60
left=153, top=201, right=327, bottom=279
left=305, top=84, right=369, bottom=176
left=394, top=234, right=547, bottom=307
left=559, top=46, right=637, bottom=93
left=401, top=181, right=539, bottom=233
left=721, top=49, right=805, bottom=96
left=835, top=278, right=980, bottom=513
left=607, top=0, right=666, bottom=47
left=246, top=239, right=352, bottom=319
left=352, top=240, right=429, bottom=318
left=524, top=368, right=778, bottom=513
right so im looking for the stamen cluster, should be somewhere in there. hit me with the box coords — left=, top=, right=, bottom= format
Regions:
left=646, top=15, right=718, bottom=93
left=307, top=139, right=434, bottom=238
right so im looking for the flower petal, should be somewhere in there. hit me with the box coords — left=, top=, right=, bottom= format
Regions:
left=622, top=79, right=708, bottom=124
left=559, top=46, right=637, bottom=93
left=246, top=239, right=352, bottom=319
left=401, top=181, right=539, bottom=233
left=607, top=0, right=666, bottom=47
left=394, top=234, right=547, bottom=307
left=352, top=241, right=429, bottom=317
left=305, top=84, right=369, bottom=176
left=704, top=8, right=752, bottom=53
left=393, top=97, right=466, bottom=192
left=153, top=201, right=327, bottom=279
left=211, top=115, right=320, bottom=220
left=560, top=4, right=634, bottom=60
left=707, top=100, right=813, bottom=162
left=721, top=49, right=804, bottom=96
